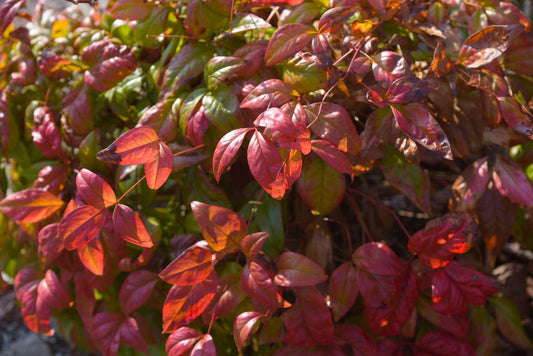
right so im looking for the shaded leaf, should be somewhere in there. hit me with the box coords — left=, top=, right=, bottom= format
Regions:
left=296, top=157, right=345, bottom=215
left=418, top=296, right=471, bottom=339
left=432, top=261, right=498, bottom=315
left=119, top=270, right=158, bottom=315
left=82, top=41, right=137, bottom=92
left=492, top=154, right=533, bottom=207
left=305, top=103, right=361, bottom=156
left=391, top=104, right=452, bottom=159
left=109, top=0, right=154, bottom=21
left=76, top=169, right=116, bottom=208
left=38, top=223, right=64, bottom=265
left=247, top=130, right=287, bottom=200
left=0, top=189, right=64, bottom=223
left=160, top=245, right=214, bottom=286
left=383, top=146, right=431, bottom=214
left=241, top=79, right=295, bottom=110
left=145, top=142, right=173, bottom=190
left=60, top=205, right=107, bottom=250
left=329, top=262, right=358, bottom=321
left=281, top=286, right=334, bottom=347
left=97, top=126, right=160, bottom=165
left=497, top=96, right=533, bottom=139
left=241, top=232, right=269, bottom=260
left=213, top=128, right=253, bottom=182
left=162, top=272, right=218, bottom=333
left=34, top=165, right=69, bottom=194
left=413, top=330, right=475, bottom=356
left=334, top=324, right=377, bottom=356
left=457, top=24, right=524, bottom=68
left=311, top=140, right=353, bottom=176
left=385, top=77, right=430, bottom=105
left=241, top=262, right=289, bottom=309
left=166, top=327, right=202, bottom=356
left=254, top=108, right=297, bottom=140
left=265, top=24, right=315, bottom=66
left=318, top=7, right=357, bottom=34
left=234, top=311, right=263, bottom=352
left=191, top=201, right=247, bottom=252
left=90, top=312, right=149, bottom=356
left=0, top=0, right=24, bottom=35
left=372, top=51, right=411, bottom=83
left=489, top=296, right=533, bottom=349
left=274, top=251, right=327, bottom=287
left=113, top=204, right=153, bottom=248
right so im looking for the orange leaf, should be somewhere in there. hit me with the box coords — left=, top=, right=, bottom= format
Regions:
left=59, top=205, right=107, bottom=250
left=96, top=126, right=160, bottom=165
left=0, top=189, right=64, bottom=223
left=145, top=142, right=173, bottom=189
left=113, top=204, right=153, bottom=248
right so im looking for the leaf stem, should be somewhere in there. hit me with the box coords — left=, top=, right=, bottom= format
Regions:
left=348, top=188, right=412, bottom=240
left=172, top=144, right=205, bottom=157
left=116, top=176, right=146, bottom=204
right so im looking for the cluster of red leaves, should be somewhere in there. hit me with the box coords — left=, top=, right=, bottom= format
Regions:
left=0, top=0, right=533, bottom=355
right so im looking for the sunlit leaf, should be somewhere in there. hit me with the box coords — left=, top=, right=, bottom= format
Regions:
left=145, top=142, right=173, bottom=190
left=213, top=128, right=253, bottom=182
left=59, top=205, right=107, bottom=250
left=160, top=245, right=214, bottom=286
left=76, top=169, right=116, bottom=208
left=0, top=189, right=64, bottom=223
left=97, top=126, right=160, bottom=165
left=78, top=237, right=105, bottom=276
left=166, top=327, right=202, bottom=356
left=265, top=24, right=315, bottom=66
left=113, top=204, right=153, bottom=248
left=234, top=311, right=263, bottom=352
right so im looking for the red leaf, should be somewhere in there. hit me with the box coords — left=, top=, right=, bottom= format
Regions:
left=241, top=262, right=290, bottom=309
left=212, top=128, right=253, bottom=182
left=91, top=313, right=149, bottom=356
left=281, top=286, right=334, bottom=347
left=166, top=327, right=202, bottom=356
left=283, top=149, right=303, bottom=186
left=82, top=41, right=137, bottom=92
left=241, top=79, right=296, bottom=110
left=191, top=334, right=216, bottom=356
left=408, top=213, right=478, bottom=269
left=109, top=0, right=154, bottom=21
left=417, top=296, right=471, bottom=338
left=311, top=140, right=353, bottom=176
left=78, top=237, right=105, bottom=275
left=305, top=103, right=361, bottom=156
left=33, top=165, right=69, bottom=194
left=391, top=104, right=452, bottom=159
left=265, top=24, right=315, bottom=66
left=97, top=126, right=160, bottom=166
left=334, top=324, right=377, bottom=356
left=119, top=270, right=158, bottom=315
left=191, top=201, right=247, bottom=252
left=14, top=269, right=51, bottom=335
left=353, top=242, right=404, bottom=276
left=0, top=188, right=64, bottom=223
left=0, top=0, right=24, bottom=35
left=254, top=108, right=297, bottom=140
left=432, top=261, right=498, bottom=316
left=112, top=204, right=153, bottom=248
left=497, top=96, right=533, bottom=139
left=457, top=24, right=524, bottom=68
left=162, top=272, right=218, bottom=333
left=450, top=156, right=490, bottom=211
left=385, top=76, right=430, bottom=105
left=59, top=205, right=107, bottom=250
left=37, top=269, right=71, bottom=310
left=372, top=51, right=411, bottom=83
left=296, top=156, right=345, bottom=215
left=241, top=232, right=269, bottom=260
left=145, top=142, right=173, bottom=189
left=76, top=169, right=116, bottom=208
left=186, top=105, right=209, bottom=146
left=329, top=262, right=358, bottom=321
left=492, top=154, right=533, bottom=207
left=234, top=311, right=263, bottom=352
left=31, top=107, right=63, bottom=159
left=38, top=223, right=64, bottom=264
left=247, top=130, right=287, bottom=200
left=318, top=7, right=357, bottom=34
left=354, top=243, right=418, bottom=335
left=159, top=245, right=214, bottom=286
left=274, top=251, right=327, bottom=287
left=413, top=330, right=475, bottom=356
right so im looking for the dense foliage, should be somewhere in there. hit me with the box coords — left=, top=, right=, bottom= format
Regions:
left=1, top=0, right=533, bottom=354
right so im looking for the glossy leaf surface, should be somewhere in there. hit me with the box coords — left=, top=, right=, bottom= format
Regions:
left=97, top=126, right=160, bottom=165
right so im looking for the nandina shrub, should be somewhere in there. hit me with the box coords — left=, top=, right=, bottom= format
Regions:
left=1, top=0, right=533, bottom=354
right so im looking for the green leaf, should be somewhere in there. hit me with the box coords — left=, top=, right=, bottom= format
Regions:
left=383, top=146, right=431, bottom=214
left=282, top=53, right=328, bottom=93
left=489, top=296, right=533, bottom=349
left=202, top=87, right=240, bottom=133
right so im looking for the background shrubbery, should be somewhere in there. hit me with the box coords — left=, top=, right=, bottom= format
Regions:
left=1, top=0, right=533, bottom=354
